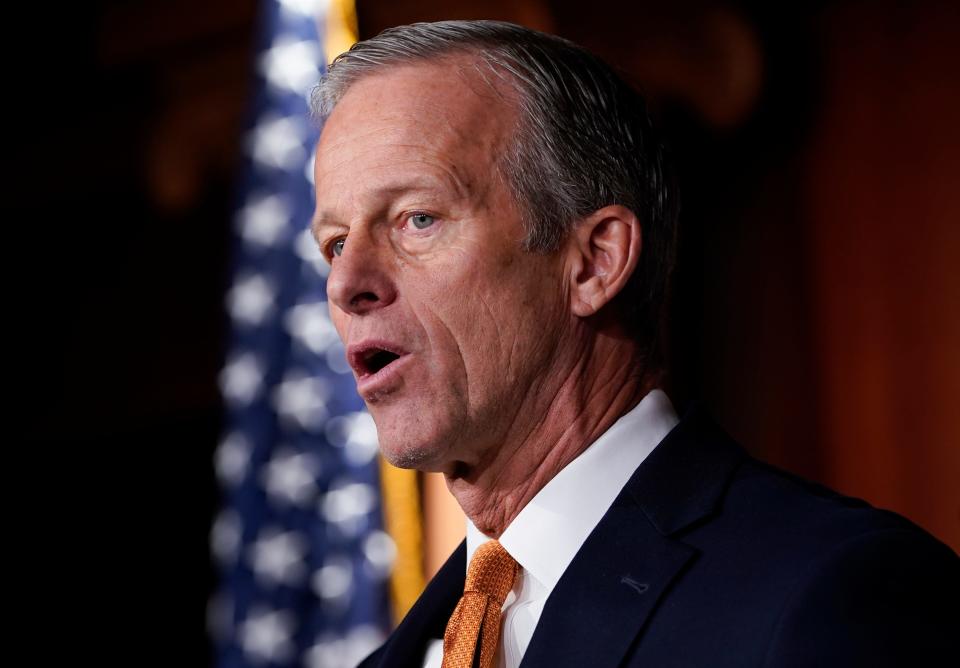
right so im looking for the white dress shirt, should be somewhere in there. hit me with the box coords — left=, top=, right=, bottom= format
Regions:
left=422, top=389, right=679, bottom=668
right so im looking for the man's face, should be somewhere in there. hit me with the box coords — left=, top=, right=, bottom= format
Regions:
left=312, top=60, right=571, bottom=472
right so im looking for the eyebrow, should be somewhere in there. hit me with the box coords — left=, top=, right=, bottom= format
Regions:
left=311, top=176, right=469, bottom=239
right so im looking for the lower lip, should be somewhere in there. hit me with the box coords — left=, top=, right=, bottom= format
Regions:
left=356, top=353, right=413, bottom=399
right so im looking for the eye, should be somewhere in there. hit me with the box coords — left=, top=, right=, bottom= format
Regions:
left=407, top=213, right=435, bottom=230
left=331, top=237, right=345, bottom=257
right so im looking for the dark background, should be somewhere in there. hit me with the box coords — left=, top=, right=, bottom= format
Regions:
left=14, top=0, right=958, bottom=663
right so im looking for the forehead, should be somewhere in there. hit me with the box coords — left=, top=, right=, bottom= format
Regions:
left=314, top=59, right=516, bottom=197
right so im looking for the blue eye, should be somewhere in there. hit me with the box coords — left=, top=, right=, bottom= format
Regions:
left=409, top=213, right=435, bottom=229
left=332, top=238, right=345, bottom=257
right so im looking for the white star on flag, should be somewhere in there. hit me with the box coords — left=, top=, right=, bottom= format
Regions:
left=312, top=553, right=354, bottom=601
left=285, top=300, right=339, bottom=354
left=325, top=411, right=380, bottom=465
left=249, top=114, right=308, bottom=171
left=238, top=193, right=291, bottom=247
left=362, top=530, right=397, bottom=578
left=228, top=274, right=276, bottom=326
left=248, top=528, right=309, bottom=586
left=260, top=35, right=323, bottom=94
left=272, top=372, right=332, bottom=430
left=261, top=447, right=322, bottom=507
left=321, top=480, right=377, bottom=536
left=211, top=509, right=243, bottom=564
left=305, top=625, right=387, bottom=668
left=219, top=353, right=265, bottom=406
left=240, top=607, right=297, bottom=663
left=277, top=0, right=325, bottom=18
left=215, top=432, right=253, bottom=487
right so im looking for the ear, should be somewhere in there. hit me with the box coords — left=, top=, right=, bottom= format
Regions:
left=566, top=205, right=642, bottom=318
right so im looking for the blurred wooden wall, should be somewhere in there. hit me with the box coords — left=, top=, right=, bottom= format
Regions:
left=805, top=0, right=960, bottom=551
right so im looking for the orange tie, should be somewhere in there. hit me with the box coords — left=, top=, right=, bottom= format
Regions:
left=441, top=540, right=519, bottom=668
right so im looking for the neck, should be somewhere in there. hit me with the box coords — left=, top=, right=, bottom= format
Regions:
left=446, top=333, right=659, bottom=538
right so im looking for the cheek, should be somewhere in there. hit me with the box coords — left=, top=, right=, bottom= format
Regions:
left=454, top=284, right=543, bottom=373
left=404, top=273, right=497, bottom=373
left=413, top=292, right=481, bottom=361
left=404, top=251, right=564, bottom=380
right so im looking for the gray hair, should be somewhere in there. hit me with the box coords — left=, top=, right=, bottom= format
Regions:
left=312, top=20, right=678, bottom=368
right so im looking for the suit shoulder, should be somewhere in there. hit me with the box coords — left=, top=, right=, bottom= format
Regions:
left=705, top=457, right=960, bottom=665
left=758, top=520, right=960, bottom=666
left=721, top=454, right=952, bottom=554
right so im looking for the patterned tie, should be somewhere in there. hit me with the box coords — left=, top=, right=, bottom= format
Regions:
left=442, top=539, right=519, bottom=668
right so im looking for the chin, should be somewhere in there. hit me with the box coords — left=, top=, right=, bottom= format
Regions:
left=367, top=391, right=464, bottom=472
left=373, top=417, right=452, bottom=472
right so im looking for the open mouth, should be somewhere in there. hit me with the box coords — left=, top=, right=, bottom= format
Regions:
left=361, top=348, right=401, bottom=374
left=350, top=344, right=405, bottom=377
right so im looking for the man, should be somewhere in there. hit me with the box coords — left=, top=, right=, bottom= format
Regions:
left=310, top=20, right=959, bottom=668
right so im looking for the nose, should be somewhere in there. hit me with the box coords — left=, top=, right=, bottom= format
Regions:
left=325, top=231, right=397, bottom=316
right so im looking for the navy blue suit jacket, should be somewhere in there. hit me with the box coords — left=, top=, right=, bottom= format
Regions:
left=360, top=405, right=960, bottom=667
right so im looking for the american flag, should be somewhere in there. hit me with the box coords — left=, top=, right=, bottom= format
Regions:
left=209, top=1, right=393, bottom=666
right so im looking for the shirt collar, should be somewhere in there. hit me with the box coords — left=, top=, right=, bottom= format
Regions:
left=466, top=388, right=679, bottom=591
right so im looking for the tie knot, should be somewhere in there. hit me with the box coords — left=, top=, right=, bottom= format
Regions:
left=465, top=540, right=518, bottom=606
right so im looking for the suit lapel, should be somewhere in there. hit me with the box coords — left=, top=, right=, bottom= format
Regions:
left=519, top=496, right=696, bottom=667
left=374, top=541, right=466, bottom=667
left=520, top=405, right=745, bottom=668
